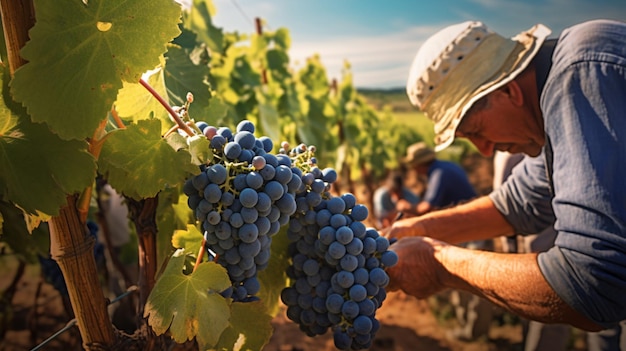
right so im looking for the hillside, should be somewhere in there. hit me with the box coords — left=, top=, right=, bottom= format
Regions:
left=357, top=87, right=417, bottom=112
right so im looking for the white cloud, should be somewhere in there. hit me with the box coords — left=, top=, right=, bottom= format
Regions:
left=287, top=24, right=446, bottom=88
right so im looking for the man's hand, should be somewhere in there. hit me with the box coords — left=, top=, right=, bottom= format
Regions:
left=386, top=236, right=450, bottom=299
left=383, top=216, right=427, bottom=240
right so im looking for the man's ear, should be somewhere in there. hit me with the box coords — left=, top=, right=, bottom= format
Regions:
left=497, top=81, right=524, bottom=107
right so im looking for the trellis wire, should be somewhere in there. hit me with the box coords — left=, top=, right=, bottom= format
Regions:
left=30, top=285, right=138, bottom=351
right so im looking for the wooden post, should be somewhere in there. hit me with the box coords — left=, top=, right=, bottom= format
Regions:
left=0, top=1, right=116, bottom=349
left=0, top=0, right=34, bottom=75
left=49, top=196, right=117, bottom=349
left=255, top=17, right=268, bottom=85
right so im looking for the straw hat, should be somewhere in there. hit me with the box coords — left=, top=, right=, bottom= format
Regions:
left=403, top=142, right=436, bottom=166
left=406, top=21, right=551, bottom=151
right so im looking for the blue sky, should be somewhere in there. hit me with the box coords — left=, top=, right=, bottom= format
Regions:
left=210, top=0, right=626, bottom=88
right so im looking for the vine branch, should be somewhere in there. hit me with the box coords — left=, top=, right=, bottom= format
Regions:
left=139, top=78, right=195, bottom=137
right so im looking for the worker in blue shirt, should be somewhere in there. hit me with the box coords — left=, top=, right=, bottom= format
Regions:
left=397, top=142, right=477, bottom=216
left=385, top=18, right=626, bottom=346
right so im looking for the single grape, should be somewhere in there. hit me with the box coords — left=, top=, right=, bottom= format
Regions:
left=203, top=125, right=217, bottom=139
left=207, top=164, right=227, bottom=184
left=259, top=136, right=273, bottom=152
left=380, top=250, right=399, bottom=267
left=322, top=167, right=338, bottom=183
left=235, top=131, right=256, bottom=149
left=210, top=134, right=227, bottom=149
left=224, top=142, right=242, bottom=160
left=328, top=242, right=346, bottom=260
left=335, top=226, right=354, bottom=244
left=239, top=188, right=259, bottom=208
left=251, top=155, right=266, bottom=170
left=302, top=259, right=320, bottom=276
left=348, top=284, right=367, bottom=302
left=333, top=330, right=352, bottom=350
left=236, top=119, right=255, bottom=133
left=369, top=267, right=389, bottom=287
left=216, top=127, right=233, bottom=141
left=335, top=270, right=355, bottom=289
left=326, top=197, right=346, bottom=214
left=357, top=298, right=376, bottom=316
left=203, top=183, right=222, bottom=203
left=239, top=223, right=259, bottom=243
left=325, top=293, right=344, bottom=314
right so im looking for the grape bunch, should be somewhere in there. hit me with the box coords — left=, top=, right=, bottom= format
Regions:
left=182, top=119, right=299, bottom=302
left=278, top=145, right=398, bottom=350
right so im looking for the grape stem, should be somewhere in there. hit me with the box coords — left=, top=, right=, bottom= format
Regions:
left=78, top=118, right=112, bottom=222
left=193, top=238, right=206, bottom=273
left=139, top=78, right=195, bottom=137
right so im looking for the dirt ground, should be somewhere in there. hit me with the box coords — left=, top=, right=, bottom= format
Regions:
left=0, top=153, right=590, bottom=351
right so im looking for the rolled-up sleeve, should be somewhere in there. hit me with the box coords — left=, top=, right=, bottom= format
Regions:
left=489, top=154, right=555, bottom=234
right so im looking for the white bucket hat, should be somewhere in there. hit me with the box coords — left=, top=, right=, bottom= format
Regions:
left=406, top=21, right=551, bottom=151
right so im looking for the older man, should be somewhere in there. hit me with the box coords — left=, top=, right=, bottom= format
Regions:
left=386, top=18, right=626, bottom=339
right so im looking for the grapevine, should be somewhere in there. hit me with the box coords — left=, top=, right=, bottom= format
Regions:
left=182, top=113, right=299, bottom=302
left=179, top=100, right=397, bottom=349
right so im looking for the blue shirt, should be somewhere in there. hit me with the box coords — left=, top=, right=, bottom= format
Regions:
left=424, top=159, right=477, bottom=208
left=489, top=19, right=626, bottom=327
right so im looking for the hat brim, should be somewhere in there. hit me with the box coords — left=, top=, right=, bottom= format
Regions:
left=433, top=24, right=552, bottom=152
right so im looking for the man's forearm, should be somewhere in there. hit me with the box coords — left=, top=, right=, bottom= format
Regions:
left=418, top=195, right=514, bottom=244
left=437, top=246, right=603, bottom=331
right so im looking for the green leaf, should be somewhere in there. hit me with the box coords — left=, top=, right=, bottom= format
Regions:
left=186, top=134, right=212, bottom=166
left=206, top=301, right=273, bottom=351
left=182, top=0, right=224, bottom=54
left=164, top=44, right=213, bottom=119
left=99, top=119, right=198, bottom=200
left=257, top=225, right=290, bottom=317
left=0, top=111, right=96, bottom=215
left=115, top=66, right=172, bottom=135
left=145, top=249, right=231, bottom=345
left=156, top=189, right=194, bottom=268
left=10, top=0, right=182, bottom=140
left=271, top=28, right=291, bottom=51
left=172, top=224, right=203, bottom=256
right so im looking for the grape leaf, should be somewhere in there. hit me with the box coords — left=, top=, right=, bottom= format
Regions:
left=0, top=91, right=96, bottom=215
left=172, top=224, right=203, bottom=256
left=182, top=0, right=224, bottom=54
left=98, top=119, right=198, bottom=200
left=10, top=0, right=182, bottom=140
left=144, top=249, right=231, bottom=345
left=164, top=44, right=213, bottom=120
left=156, top=189, right=194, bottom=268
left=257, top=225, right=290, bottom=317
left=206, top=301, right=273, bottom=351
left=115, top=66, right=172, bottom=135
left=185, top=134, right=212, bottom=166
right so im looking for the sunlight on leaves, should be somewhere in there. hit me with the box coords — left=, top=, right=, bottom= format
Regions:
left=10, top=0, right=182, bottom=140
left=145, top=249, right=232, bottom=346
left=115, top=66, right=172, bottom=135
left=172, top=224, right=203, bottom=256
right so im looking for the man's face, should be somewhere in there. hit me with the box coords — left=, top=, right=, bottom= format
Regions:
left=454, top=88, right=545, bottom=157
